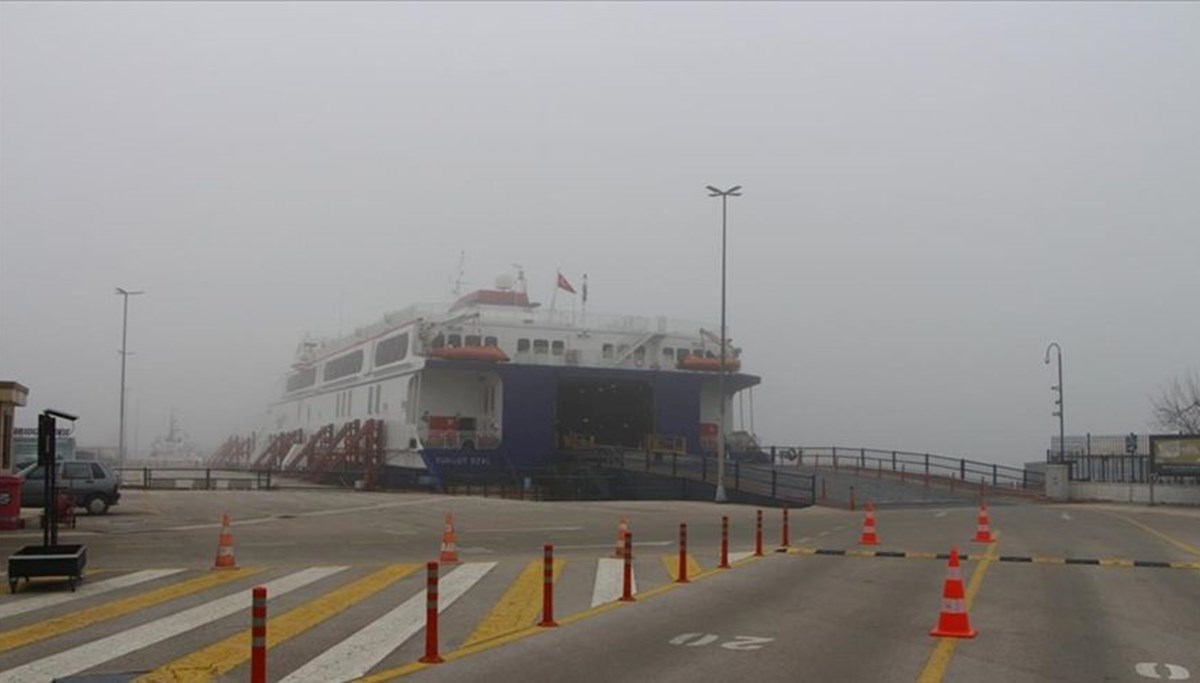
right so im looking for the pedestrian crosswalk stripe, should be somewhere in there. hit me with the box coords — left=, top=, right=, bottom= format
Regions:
left=136, top=564, right=420, bottom=683
left=0, top=569, right=185, bottom=620
left=462, top=558, right=565, bottom=648
left=0, top=567, right=263, bottom=655
left=660, top=554, right=703, bottom=582
left=280, top=562, right=496, bottom=683
left=590, top=558, right=636, bottom=607
left=1, top=566, right=347, bottom=683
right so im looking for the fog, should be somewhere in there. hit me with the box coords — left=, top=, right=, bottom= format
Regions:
left=2, top=2, right=1197, bottom=465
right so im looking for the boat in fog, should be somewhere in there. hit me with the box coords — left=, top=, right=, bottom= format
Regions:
left=214, top=269, right=759, bottom=487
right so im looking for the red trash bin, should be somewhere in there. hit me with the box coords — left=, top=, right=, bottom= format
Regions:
left=0, top=474, right=22, bottom=530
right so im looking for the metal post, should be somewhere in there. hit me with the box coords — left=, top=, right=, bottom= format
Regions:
left=539, top=544, right=557, bottom=627
left=677, top=523, right=689, bottom=583
left=419, top=562, right=443, bottom=663
left=1046, top=343, right=1065, bottom=463
left=771, top=469, right=777, bottom=498
left=719, top=515, right=730, bottom=568
left=755, top=509, right=763, bottom=557
left=708, top=184, right=741, bottom=503
left=849, top=485, right=856, bottom=512
left=251, top=586, right=267, bottom=683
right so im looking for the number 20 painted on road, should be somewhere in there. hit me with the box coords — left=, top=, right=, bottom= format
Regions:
left=669, top=633, right=774, bottom=650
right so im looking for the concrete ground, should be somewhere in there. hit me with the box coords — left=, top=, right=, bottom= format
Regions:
left=0, top=488, right=1197, bottom=682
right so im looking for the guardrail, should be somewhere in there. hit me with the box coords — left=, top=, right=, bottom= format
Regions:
left=599, top=449, right=816, bottom=506
left=765, top=446, right=1043, bottom=493
left=115, top=466, right=351, bottom=491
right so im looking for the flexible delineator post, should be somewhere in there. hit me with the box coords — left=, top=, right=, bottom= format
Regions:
left=781, top=506, right=790, bottom=548
left=719, top=515, right=730, bottom=568
left=539, top=544, right=557, bottom=627
left=419, top=562, right=444, bottom=663
left=251, top=587, right=267, bottom=683
left=620, top=532, right=635, bottom=602
left=677, top=523, right=689, bottom=583
left=754, top=509, right=764, bottom=557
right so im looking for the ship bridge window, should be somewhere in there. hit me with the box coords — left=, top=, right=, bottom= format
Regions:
left=287, top=367, right=317, bottom=393
left=533, top=339, right=549, bottom=354
left=602, top=344, right=614, bottom=359
left=431, top=334, right=445, bottom=349
left=552, top=341, right=565, bottom=356
left=663, top=347, right=675, bottom=360
left=323, top=350, right=364, bottom=382
left=517, top=338, right=531, bottom=353
left=634, top=346, right=646, bottom=363
left=485, top=336, right=498, bottom=347
left=447, top=334, right=462, bottom=348
left=465, top=335, right=482, bottom=347
left=375, top=333, right=409, bottom=367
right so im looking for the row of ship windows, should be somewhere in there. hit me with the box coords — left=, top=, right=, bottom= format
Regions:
left=287, top=333, right=412, bottom=393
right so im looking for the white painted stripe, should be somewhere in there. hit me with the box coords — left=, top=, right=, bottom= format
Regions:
left=1061, top=512, right=1072, bottom=521
left=590, top=558, right=636, bottom=607
left=796, top=537, right=812, bottom=544
left=0, top=569, right=185, bottom=620
left=729, top=551, right=754, bottom=564
left=280, top=562, right=495, bottom=683
left=167, top=497, right=442, bottom=531
left=934, top=510, right=947, bottom=518
left=1, top=566, right=347, bottom=683
left=470, top=526, right=584, bottom=533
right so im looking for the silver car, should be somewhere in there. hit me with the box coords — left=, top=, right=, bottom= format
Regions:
left=17, top=461, right=122, bottom=515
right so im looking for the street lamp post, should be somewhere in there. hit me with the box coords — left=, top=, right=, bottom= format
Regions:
left=706, top=184, right=742, bottom=503
left=116, top=287, right=145, bottom=467
left=1044, top=342, right=1064, bottom=463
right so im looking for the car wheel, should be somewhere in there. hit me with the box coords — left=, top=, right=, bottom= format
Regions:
left=85, top=495, right=109, bottom=516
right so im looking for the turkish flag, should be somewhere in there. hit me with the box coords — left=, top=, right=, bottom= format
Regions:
left=556, top=272, right=576, bottom=294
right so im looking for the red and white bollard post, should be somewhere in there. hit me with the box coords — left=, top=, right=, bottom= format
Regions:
left=419, top=562, right=444, bottom=663
left=781, top=506, right=790, bottom=548
left=620, top=531, right=635, bottom=602
left=677, top=523, right=689, bottom=584
left=539, top=544, right=557, bottom=627
left=251, top=587, right=267, bottom=683
left=719, top=515, right=730, bottom=569
left=754, top=509, right=764, bottom=557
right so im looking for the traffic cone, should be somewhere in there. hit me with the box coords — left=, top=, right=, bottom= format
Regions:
left=973, top=503, right=994, bottom=543
left=439, top=513, right=459, bottom=564
left=859, top=502, right=879, bottom=546
left=930, top=547, right=977, bottom=638
left=614, top=518, right=629, bottom=558
left=213, top=513, right=237, bottom=570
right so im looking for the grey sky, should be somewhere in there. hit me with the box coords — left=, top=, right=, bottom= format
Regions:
left=2, top=2, right=1197, bottom=465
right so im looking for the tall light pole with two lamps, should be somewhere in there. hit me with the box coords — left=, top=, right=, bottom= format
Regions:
left=1044, top=342, right=1064, bottom=463
left=116, top=287, right=144, bottom=466
left=706, top=184, right=742, bottom=503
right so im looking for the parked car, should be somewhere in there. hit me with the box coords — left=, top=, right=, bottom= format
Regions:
left=16, top=461, right=122, bottom=515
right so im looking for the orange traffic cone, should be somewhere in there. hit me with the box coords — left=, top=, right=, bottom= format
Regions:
left=213, top=513, right=237, bottom=570
left=859, top=502, right=880, bottom=546
left=440, top=513, right=460, bottom=564
left=973, top=503, right=994, bottom=543
left=614, top=518, right=629, bottom=558
left=930, top=547, right=977, bottom=638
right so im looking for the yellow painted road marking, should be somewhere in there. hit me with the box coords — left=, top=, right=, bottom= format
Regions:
left=460, top=559, right=565, bottom=649
left=359, top=557, right=764, bottom=682
left=0, top=567, right=262, bottom=654
left=136, top=564, right=419, bottom=683
left=1106, top=512, right=1200, bottom=559
left=660, top=553, right=703, bottom=582
left=916, top=537, right=998, bottom=683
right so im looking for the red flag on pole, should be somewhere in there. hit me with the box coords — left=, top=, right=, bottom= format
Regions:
left=556, top=272, right=576, bottom=294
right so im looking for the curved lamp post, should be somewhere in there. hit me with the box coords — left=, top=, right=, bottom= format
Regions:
left=1044, top=342, right=1064, bottom=463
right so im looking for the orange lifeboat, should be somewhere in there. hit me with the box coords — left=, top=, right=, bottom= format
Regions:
left=677, top=353, right=740, bottom=372
left=426, top=346, right=510, bottom=362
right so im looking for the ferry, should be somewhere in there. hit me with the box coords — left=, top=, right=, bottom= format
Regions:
left=226, top=270, right=760, bottom=487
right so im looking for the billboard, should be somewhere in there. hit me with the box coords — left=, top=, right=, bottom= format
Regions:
left=1149, top=435, right=1200, bottom=476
